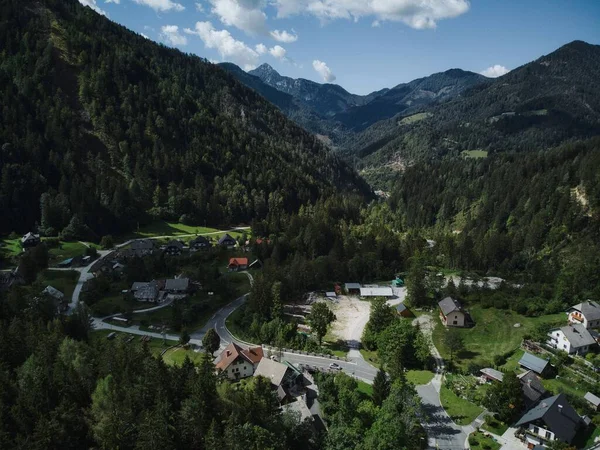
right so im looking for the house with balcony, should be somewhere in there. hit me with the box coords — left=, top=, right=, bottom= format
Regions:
left=567, top=300, right=600, bottom=329
left=515, top=393, right=582, bottom=449
left=547, top=324, right=596, bottom=356
left=215, top=343, right=264, bottom=380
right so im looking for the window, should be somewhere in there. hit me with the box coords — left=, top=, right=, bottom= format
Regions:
left=545, top=431, right=552, bottom=439
left=563, top=344, right=567, bottom=349
left=453, top=320, right=458, bottom=325
left=533, top=427, right=539, bottom=435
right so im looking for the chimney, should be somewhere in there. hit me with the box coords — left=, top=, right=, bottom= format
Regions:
left=558, top=405, right=563, bottom=414
left=226, top=351, right=231, bottom=357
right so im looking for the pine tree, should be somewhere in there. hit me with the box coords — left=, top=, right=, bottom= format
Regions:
left=372, top=368, right=390, bottom=407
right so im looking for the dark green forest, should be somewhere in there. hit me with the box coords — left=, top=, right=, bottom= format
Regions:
left=0, top=0, right=368, bottom=238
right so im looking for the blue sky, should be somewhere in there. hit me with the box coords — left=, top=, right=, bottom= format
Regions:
left=81, top=0, right=600, bottom=94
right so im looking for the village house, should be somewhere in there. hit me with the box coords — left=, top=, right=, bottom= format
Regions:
left=515, top=393, right=583, bottom=448
left=189, top=235, right=211, bottom=251
left=253, top=358, right=304, bottom=403
left=438, top=297, right=466, bottom=327
left=130, top=239, right=155, bottom=257
left=0, top=269, right=24, bottom=292
left=42, top=285, right=68, bottom=313
left=547, top=324, right=596, bottom=356
left=164, top=240, right=185, bottom=256
left=130, top=280, right=164, bottom=302
left=218, top=234, right=237, bottom=249
left=228, top=257, right=248, bottom=271
left=214, top=343, right=264, bottom=380
left=21, top=232, right=40, bottom=248
left=518, top=352, right=551, bottom=377
left=518, top=371, right=547, bottom=409
left=567, top=300, right=600, bottom=329
left=165, top=278, right=190, bottom=295
left=480, top=368, right=504, bottom=383
left=360, top=286, right=394, bottom=298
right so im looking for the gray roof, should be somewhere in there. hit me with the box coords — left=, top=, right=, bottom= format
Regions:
left=396, top=303, right=407, bottom=313
left=131, top=239, right=154, bottom=250
left=585, top=392, right=600, bottom=407
left=518, top=370, right=547, bottom=407
left=131, top=281, right=158, bottom=300
left=360, top=287, right=394, bottom=297
left=480, top=368, right=504, bottom=381
left=165, top=278, right=189, bottom=291
left=21, top=232, right=39, bottom=243
left=519, top=352, right=550, bottom=374
left=515, top=394, right=581, bottom=443
left=559, top=324, right=596, bottom=348
left=254, top=358, right=289, bottom=387
left=218, top=234, right=236, bottom=244
left=166, top=240, right=184, bottom=249
left=282, top=397, right=313, bottom=421
left=43, top=285, right=64, bottom=300
left=569, top=301, right=600, bottom=321
left=438, top=297, right=463, bottom=316
left=190, top=236, right=210, bottom=245
left=345, top=283, right=361, bottom=290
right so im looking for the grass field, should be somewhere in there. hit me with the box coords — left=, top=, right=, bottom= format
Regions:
left=162, top=346, right=205, bottom=366
left=119, top=221, right=250, bottom=242
left=48, top=241, right=88, bottom=265
left=542, top=377, right=587, bottom=398
left=481, top=416, right=509, bottom=436
left=91, top=329, right=177, bottom=356
left=357, top=380, right=373, bottom=398
left=0, top=238, right=21, bottom=258
left=399, top=112, right=432, bottom=125
left=433, top=306, right=564, bottom=369
left=499, top=349, right=525, bottom=372
left=440, top=385, right=483, bottom=426
left=406, top=370, right=435, bottom=385
left=461, top=150, right=489, bottom=159
left=39, top=269, right=79, bottom=300
left=468, top=431, right=501, bottom=450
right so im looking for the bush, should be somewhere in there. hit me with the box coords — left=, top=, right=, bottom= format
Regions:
left=44, top=237, right=60, bottom=248
left=100, top=235, right=114, bottom=249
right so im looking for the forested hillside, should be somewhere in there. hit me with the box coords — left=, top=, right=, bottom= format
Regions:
left=347, top=41, right=600, bottom=180
left=0, top=0, right=369, bottom=238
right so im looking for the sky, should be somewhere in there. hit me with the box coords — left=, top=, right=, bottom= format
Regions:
left=80, top=0, right=600, bottom=95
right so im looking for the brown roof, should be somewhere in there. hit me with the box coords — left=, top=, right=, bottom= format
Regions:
left=242, top=346, right=264, bottom=364
left=229, top=257, right=249, bottom=266
left=215, top=343, right=263, bottom=371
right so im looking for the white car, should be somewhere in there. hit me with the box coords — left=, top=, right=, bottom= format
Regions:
left=329, top=362, right=342, bottom=370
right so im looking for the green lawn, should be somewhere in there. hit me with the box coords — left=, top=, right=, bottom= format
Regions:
left=406, top=370, right=435, bottom=385
left=360, top=348, right=380, bottom=366
left=542, top=377, right=587, bottom=398
left=357, top=380, right=373, bottom=398
left=499, top=349, right=525, bottom=372
left=461, top=150, right=489, bottom=159
left=162, top=346, right=205, bottom=366
left=0, top=238, right=22, bottom=257
left=48, top=241, right=88, bottom=265
left=398, top=112, right=432, bottom=125
left=432, top=306, right=564, bottom=370
left=119, top=221, right=251, bottom=241
left=468, top=431, right=501, bottom=450
left=90, top=292, right=141, bottom=317
left=440, top=385, right=483, bottom=426
left=91, top=329, right=177, bottom=356
left=38, top=269, right=79, bottom=300
left=481, top=417, right=509, bottom=436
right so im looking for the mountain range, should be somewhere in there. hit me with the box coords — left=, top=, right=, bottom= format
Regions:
left=225, top=40, right=600, bottom=186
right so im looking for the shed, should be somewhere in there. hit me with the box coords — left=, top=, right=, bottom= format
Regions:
left=58, top=258, right=74, bottom=268
left=519, top=352, right=550, bottom=376
left=345, top=283, right=361, bottom=294
left=43, top=285, right=65, bottom=300
left=584, top=392, right=600, bottom=410
left=360, top=287, right=394, bottom=297
left=395, top=303, right=413, bottom=318
left=326, top=292, right=337, bottom=299
left=480, top=368, right=504, bottom=382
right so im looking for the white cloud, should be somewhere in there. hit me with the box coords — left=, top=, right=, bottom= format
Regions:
left=312, top=59, right=336, bottom=82
left=270, top=29, right=298, bottom=43
left=208, top=0, right=267, bottom=36
left=255, top=43, right=268, bottom=54
left=372, top=20, right=380, bottom=27
left=185, top=21, right=260, bottom=70
left=105, top=0, right=120, bottom=4
left=269, top=45, right=287, bottom=60
left=160, top=25, right=188, bottom=46
left=273, top=0, right=469, bottom=29
left=480, top=64, right=509, bottom=78
left=141, top=33, right=150, bottom=39
left=132, top=0, right=185, bottom=12
left=195, top=2, right=204, bottom=11
left=78, top=0, right=108, bottom=16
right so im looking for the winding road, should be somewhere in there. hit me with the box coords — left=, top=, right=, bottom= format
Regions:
left=69, top=236, right=472, bottom=449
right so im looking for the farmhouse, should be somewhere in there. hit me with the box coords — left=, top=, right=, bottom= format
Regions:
left=130, top=239, right=154, bottom=257
left=218, top=234, right=237, bottom=248
left=215, top=343, right=264, bottom=380
left=438, top=297, right=466, bottom=327
left=165, top=278, right=190, bottom=294
left=518, top=352, right=550, bottom=376
left=228, top=257, right=248, bottom=271
left=21, top=232, right=40, bottom=248
left=518, top=371, right=547, bottom=409
left=360, top=287, right=394, bottom=297
left=515, top=393, right=582, bottom=448
left=189, top=235, right=211, bottom=250
left=42, top=286, right=68, bottom=313
left=567, top=300, right=600, bottom=329
left=130, top=281, right=163, bottom=302
left=547, top=324, right=596, bottom=356
left=164, top=240, right=185, bottom=256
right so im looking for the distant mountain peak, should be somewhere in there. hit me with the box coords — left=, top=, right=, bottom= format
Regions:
left=251, top=63, right=280, bottom=78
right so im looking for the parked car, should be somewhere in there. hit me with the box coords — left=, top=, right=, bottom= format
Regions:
left=329, top=362, right=342, bottom=370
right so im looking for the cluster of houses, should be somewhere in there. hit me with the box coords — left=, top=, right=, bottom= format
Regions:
left=546, top=300, right=600, bottom=356
left=214, top=342, right=325, bottom=431
left=129, top=277, right=194, bottom=303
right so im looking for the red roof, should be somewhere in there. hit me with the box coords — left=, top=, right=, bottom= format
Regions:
left=229, top=257, right=248, bottom=266
left=215, top=342, right=264, bottom=371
